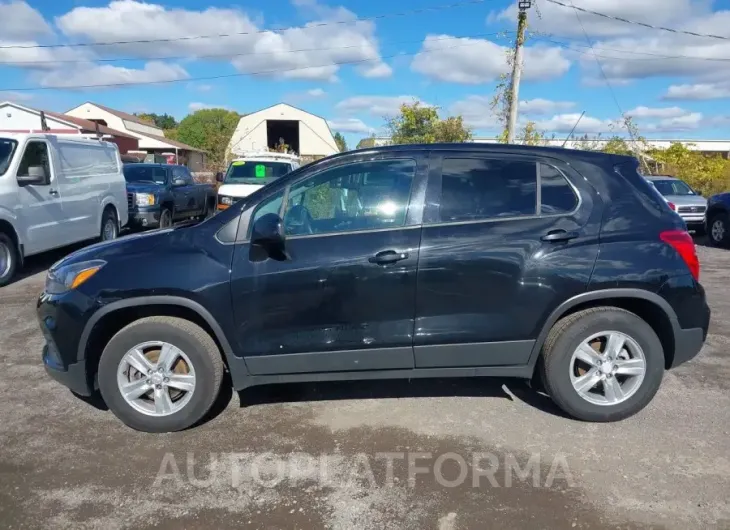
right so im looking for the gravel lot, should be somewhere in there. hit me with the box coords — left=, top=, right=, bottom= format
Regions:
left=0, top=241, right=728, bottom=530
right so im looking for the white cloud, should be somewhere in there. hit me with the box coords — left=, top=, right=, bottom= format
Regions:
left=646, top=112, right=704, bottom=132
left=626, top=106, right=688, bottom=119
left=448, top=96, right=500, bottom=130
left=36, top=61, right=189, bottom=89
left=307, top=88, right=326, bottom=97
left=0, top=1, right=53, bottom=40
left=56, top=0, right=389, bottom=82
left=0, top=91, right=33, bottom=102
left=336, top=95, right=431, bottom=118
left=189, top=83, right=213, bottom=92
left=327, top=118, right=374, bottom=134
left=360, top=62, right=392, bottom=79
left=534, top=113, right=617, bottom=134
left=520, top=98, right=575, bottom=115
left=663, top=83, right=730, bottom=100
left=0, top=40, right=93, bottom=70
left=411, top=35, right=570, bottom=84
left=188, top=102, right=231, bottom=112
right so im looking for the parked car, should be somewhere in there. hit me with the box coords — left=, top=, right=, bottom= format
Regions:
left=644, top=176, right=707, bottom=233
left=704, top=192, right=730, bottom=247
left=124, top=163, right=216, bottom=229
left=38, top=143, right=709, bottom=432
left=216, top=152, right=301, bottom=211
left=0, top=133, right=128, bottom=286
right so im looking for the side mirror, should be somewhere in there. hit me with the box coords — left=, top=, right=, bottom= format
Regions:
left=216, top=172, right=224, bottom=183
left=251, top=213, right=286, bottom=255
left=17, top=166, right=47, bottom=185
left=172, top=178, right=186, bottom=187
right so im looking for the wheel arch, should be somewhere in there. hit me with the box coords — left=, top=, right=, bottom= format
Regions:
left=0, top=218, right=22, bottom=265
left=529, top=289, right=681, bottom=371
left=80, top=296, right=245, bottom=389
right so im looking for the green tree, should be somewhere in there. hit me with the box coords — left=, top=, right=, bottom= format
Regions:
left=649, top=143, right=730, bottom=196
left=386, top=102, right=472, bottom=144
left=333, top=132, right=348, bottom=152
left=175, top=108, right=240, bottom=170
left=135, top=113, right=178, bottom=130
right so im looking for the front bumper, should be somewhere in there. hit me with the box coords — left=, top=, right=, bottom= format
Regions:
left=128, top=208, right=161, bottom=228
left=43, top=346, right=92, bottom=396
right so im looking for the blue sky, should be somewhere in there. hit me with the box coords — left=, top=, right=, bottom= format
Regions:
left=2, top=0, right=730, bottom=147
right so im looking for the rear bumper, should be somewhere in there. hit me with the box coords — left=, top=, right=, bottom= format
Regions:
left=671, top=327, right=707, bottom=368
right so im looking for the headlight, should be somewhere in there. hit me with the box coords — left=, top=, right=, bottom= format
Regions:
left=45, top=260, right=106, bottom=295
left=135, top=193, right=155, bottom=206
left=219, top=195, right=233, bottom=205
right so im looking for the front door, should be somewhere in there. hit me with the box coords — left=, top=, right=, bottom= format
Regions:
left=413, top=152, right=602, bottom=368
left=15, top=140, right=69, bottom=255
left=171, top=166, right=195, bottom=217
left=230, top=155, right=426, bottom=375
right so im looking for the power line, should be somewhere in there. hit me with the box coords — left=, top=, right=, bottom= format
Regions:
left=0, top=40, right=495, bottom=92
left=532, top=34, right=730, bottom=62
left=0, top=0, right=492, bottom=50
left=0, top=31, right=514, bottom=66
left=544, top=0, right=730, bottom=41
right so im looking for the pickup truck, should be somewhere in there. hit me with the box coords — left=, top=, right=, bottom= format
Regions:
left=123, top=163, right=216, bottom=229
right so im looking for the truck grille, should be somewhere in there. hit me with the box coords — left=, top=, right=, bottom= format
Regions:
left=127, top=192, right=134, bottom=209
left=677, top=205, right=706, bottom=214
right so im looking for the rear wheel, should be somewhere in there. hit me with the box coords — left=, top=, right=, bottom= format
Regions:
left=709, top=212, right=730, bottom=247
left=0, top=232, right=18, bottom=287
left=540, top=307, right=664, bottom=422
left=97, top=317, right=224, bottom=432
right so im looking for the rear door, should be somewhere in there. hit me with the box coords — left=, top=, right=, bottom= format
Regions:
left=229, top=152, right=428, bottom=375
left=413, top=151, right=601, bottom=368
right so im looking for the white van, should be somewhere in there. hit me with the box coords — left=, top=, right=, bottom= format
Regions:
left=0, top=133, right=128, bottom=286
left=216, top=152, right=301, bottom=210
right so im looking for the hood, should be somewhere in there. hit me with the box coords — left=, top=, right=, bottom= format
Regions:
left=217, top=183, right=263, bottom=198
left=126, top=181, right=164, bottom=194
left=663, top=194, right=707, bottom=207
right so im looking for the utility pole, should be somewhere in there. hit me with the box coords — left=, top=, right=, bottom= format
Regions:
left=506, top=1, right=531, bottom=144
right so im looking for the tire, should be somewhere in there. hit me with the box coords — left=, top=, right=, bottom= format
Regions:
left=97, top=316, right=224, bottom=432
left=159, top=207, right=173, bottom=229
left=539, top=307, right=664, bottom=422
left=708, top=212, right=730, bottom=247
left=100, top=208, right=118, bottom=242
left=0, top=232, right=18, bottom=287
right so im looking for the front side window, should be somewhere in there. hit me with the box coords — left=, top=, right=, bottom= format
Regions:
left=439, top=158, right=536, bottom=222
left=17, top=141, right=51, bottom=184
left=0, top=138, right=18, bottom=176
left=283, top=159, right=415, bottom=236
left=251, top=190, right=284, bottom=228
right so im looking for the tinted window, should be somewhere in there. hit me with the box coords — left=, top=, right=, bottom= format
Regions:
left=283, top=159, right=415, bottom=236
left=123, top=165, right=167, bottom=184
left=17, top=141, right=51, bottom=184
left=439, top=158, right=536, bottom=222
left=540, top=163, right=578, bottom=214
left=0, top=139, right=18, bottom=176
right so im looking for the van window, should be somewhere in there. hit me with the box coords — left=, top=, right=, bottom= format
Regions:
left=17, top=141, right=51, bottom=184
left=439, top=158, right=537, bottom=222
left=57, top=144, right=118, bottom=176
left=224, top=161, right=291, bottom=186
left=0, top=138, right=17, bottom=176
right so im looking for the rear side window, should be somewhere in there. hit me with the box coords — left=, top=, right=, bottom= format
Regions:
left=439, top=158, right=537, bottom=222
left=540, top=163, right=578, bottom=214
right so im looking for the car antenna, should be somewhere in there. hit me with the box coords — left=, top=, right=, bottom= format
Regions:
left=561, top=111, right=585, bottom=148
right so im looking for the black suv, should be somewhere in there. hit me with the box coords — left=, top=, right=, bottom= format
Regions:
left=37, top=144, right=710, bottom=432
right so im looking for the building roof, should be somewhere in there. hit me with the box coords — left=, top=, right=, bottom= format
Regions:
left=43, top=110, right=137, bottom=139
left=140, top=131, right=206, bottom=153
left=82, top=102, right=156, bottom=127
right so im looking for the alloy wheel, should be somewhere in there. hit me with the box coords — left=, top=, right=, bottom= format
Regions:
left=569, top=331, right=646, bottom=406
left=712, top=219, right=725, bottom=243
left=116, top=341, right=196, bottom=417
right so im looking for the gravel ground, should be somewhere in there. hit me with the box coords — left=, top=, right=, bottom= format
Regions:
left=0, top=241, right=728, bottom=530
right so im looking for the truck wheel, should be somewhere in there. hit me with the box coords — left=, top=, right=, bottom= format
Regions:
left=100, top=208, right=118, bottom=242
left=97, top=316, right=224, bottom=432
left=160, top=208, right=173, bottom=229
left=708, top=212, right=730, bottom=247
left=539, top=307, right=664, bottom=422
left=0, top=232, right=18, bottom=287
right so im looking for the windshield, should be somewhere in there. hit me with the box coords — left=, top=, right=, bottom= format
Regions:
left=123, top=165, right=167, bottom=185
left=651, top=179, right=695, bottom=196
left=224, top=160, right=291, bottom=186
left=0, top=139, right=18, bottom=176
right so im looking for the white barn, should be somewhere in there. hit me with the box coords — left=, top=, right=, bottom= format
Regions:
left=228, top=103, right=339, bottom=161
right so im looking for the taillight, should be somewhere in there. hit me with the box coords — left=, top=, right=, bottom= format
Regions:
left=667, top=202, right=676, bottom=211
left=660, top=230, right=699, bottom=281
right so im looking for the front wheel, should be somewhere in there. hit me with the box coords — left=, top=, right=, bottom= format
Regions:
left=0, top=232, right=18, bottom=287
left=159, top=208, right=173, bottom=229
left=97, top=317, right=224, bottom=432
left=540, top=307, right=664, bottom=422
left=708, top=213, right=730, bottom=247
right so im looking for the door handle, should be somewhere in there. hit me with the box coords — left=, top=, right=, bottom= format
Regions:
left=49, top=189, right=59, bottom=196
left=541, top=229, right=579, bottom=242
left=369, top=250, right=409, bottom=265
